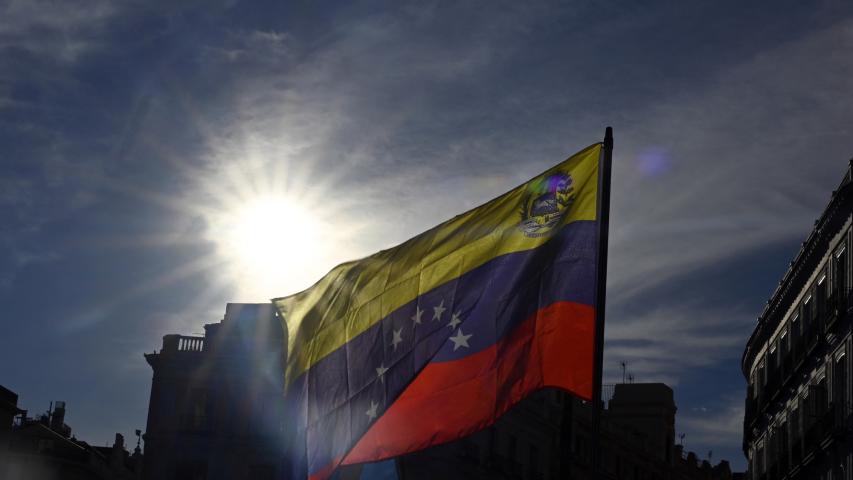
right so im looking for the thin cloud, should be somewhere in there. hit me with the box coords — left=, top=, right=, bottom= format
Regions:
left=680, top=393, right=745, bottom=448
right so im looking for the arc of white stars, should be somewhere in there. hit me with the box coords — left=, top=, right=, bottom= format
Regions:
left=366, top=401, right=379, bottom=420
left=432, top=300, right=446, bottom=321
left=448, top=311, right=462, bottom=329
left=411, top=306, right=424, bottom=325
left=449, top=328, right=472, bottom=351
left=376, top=364, right=388, bottom=383
left=391, top=328, right=403, bottom=351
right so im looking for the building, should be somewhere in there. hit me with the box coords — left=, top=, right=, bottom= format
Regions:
left=144, top=304, right=740, bottom=480
left=142, top=303, right=287, bottom=480
left=742, top=160, right=853, bottom=479
left=0, top=385, right=141, bottom=480
left=392, top=383, right=738, bottom=480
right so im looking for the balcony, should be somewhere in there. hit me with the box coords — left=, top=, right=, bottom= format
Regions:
left=766, top=368, right=781, bottom=400
left=162, top=334, right=206, bottom=353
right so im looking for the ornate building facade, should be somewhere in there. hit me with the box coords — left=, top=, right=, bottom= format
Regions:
left=742, top=160, right=853, bottom=480
left=142, top=303, right=287, bottom=480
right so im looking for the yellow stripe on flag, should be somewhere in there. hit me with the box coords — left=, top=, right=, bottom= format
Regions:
left=274, top=143, right=601, bottom=386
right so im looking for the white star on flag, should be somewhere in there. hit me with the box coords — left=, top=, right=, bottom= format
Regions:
left=449, top=328, right=472, bottom=351
left=448, top=311, right=462, bottom=329
left=376, top=364, right=388, bottom=382
left=391, top=328, right=403, bottom=350
left=411, top=306, right=424, bottom=325
left=432, top=300, right=446, bottom=321
left=366, top=401, right=379, bottom=420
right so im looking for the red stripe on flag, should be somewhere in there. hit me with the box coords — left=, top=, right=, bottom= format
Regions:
left=341, top=300, right=594, bottom=466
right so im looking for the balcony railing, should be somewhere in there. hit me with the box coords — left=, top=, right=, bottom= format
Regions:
left=162, top=334, right=206, bottom=353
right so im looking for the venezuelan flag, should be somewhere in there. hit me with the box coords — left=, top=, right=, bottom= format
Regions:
left=273, top=143, right=602, bottom=479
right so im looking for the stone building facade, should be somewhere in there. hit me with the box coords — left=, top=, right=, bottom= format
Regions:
left=142, top=303, right=287, bottom=480
left=742, top=160, right=853, bottom=480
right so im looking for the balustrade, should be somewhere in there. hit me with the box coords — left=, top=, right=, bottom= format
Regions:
left=177, top=335, right=205, bottom=352
left=162, top=334, right=206, bottom=353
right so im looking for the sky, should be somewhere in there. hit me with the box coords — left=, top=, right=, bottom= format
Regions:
left=2, top=0, right=853, bottom=470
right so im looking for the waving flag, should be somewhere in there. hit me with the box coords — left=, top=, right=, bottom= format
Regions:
left=273, top=142, right=603, bottom=479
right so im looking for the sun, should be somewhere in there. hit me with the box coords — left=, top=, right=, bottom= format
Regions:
left=215, top=194, right=334, bottom=299
left=229, top=196, right=318, bottom=270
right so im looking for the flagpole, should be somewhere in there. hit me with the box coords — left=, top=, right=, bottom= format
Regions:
left=590, top=126, right=613, bottom=479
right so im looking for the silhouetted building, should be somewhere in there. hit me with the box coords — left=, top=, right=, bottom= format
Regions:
left=0, top=386, right=141, bottom=479
left=144, top=305, right=741, bottom=480
left=742, top=160, right=853, bottom=479
left=0, top=385, right=22, bottom=453
left=142, top=303, right=286, bottom=480
left=393, top=383, right=737, bottom=480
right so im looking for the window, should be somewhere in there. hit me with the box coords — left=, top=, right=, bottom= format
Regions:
left=836, top=246, right=848, bottom=301
left=803, top=297, right=813, bottom=330
left=817, top=274, right=827, bottom=320
left=770, top=340, right=778, bottom=364
left=834, top=355, right=847, bottom=416
left=750, top=372, right=757, bottom=398
left=790, top=405, right=800, bottom=442
left=791, top=314, right=800, bottom=341
left=809, top=380, right=828, bottom=417
left=183, top=388, right=210, bottom=431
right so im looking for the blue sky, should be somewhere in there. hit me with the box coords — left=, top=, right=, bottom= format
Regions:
left=2, top=0, right=853, bottom=469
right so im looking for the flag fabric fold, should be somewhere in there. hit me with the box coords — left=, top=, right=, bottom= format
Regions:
left=273, top=143, right=602, bottom=479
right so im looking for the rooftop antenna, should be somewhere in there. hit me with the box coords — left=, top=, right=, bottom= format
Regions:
left=679, top=433, right=686, bottom=446
left=621, top=361, right=627, bottom=383
left=627, top=373, right=635, bottom=384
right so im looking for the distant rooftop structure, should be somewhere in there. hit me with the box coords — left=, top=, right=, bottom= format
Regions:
left=0, top=385, right=141, bottom=479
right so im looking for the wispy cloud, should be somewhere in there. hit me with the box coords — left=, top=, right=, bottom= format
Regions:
left=0, top=0, right=117, bottom=62
left=680, top=393, right=745, bottom=448
left=3, top=0, right=852, bottom=465
left=604, top=304, right=753, bottom=386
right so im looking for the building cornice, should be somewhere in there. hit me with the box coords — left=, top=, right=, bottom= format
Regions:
left=741, top=159, right=853, bottom=376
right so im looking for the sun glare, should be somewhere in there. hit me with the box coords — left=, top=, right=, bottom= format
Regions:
left=218, top=195, right=332, bottom=298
